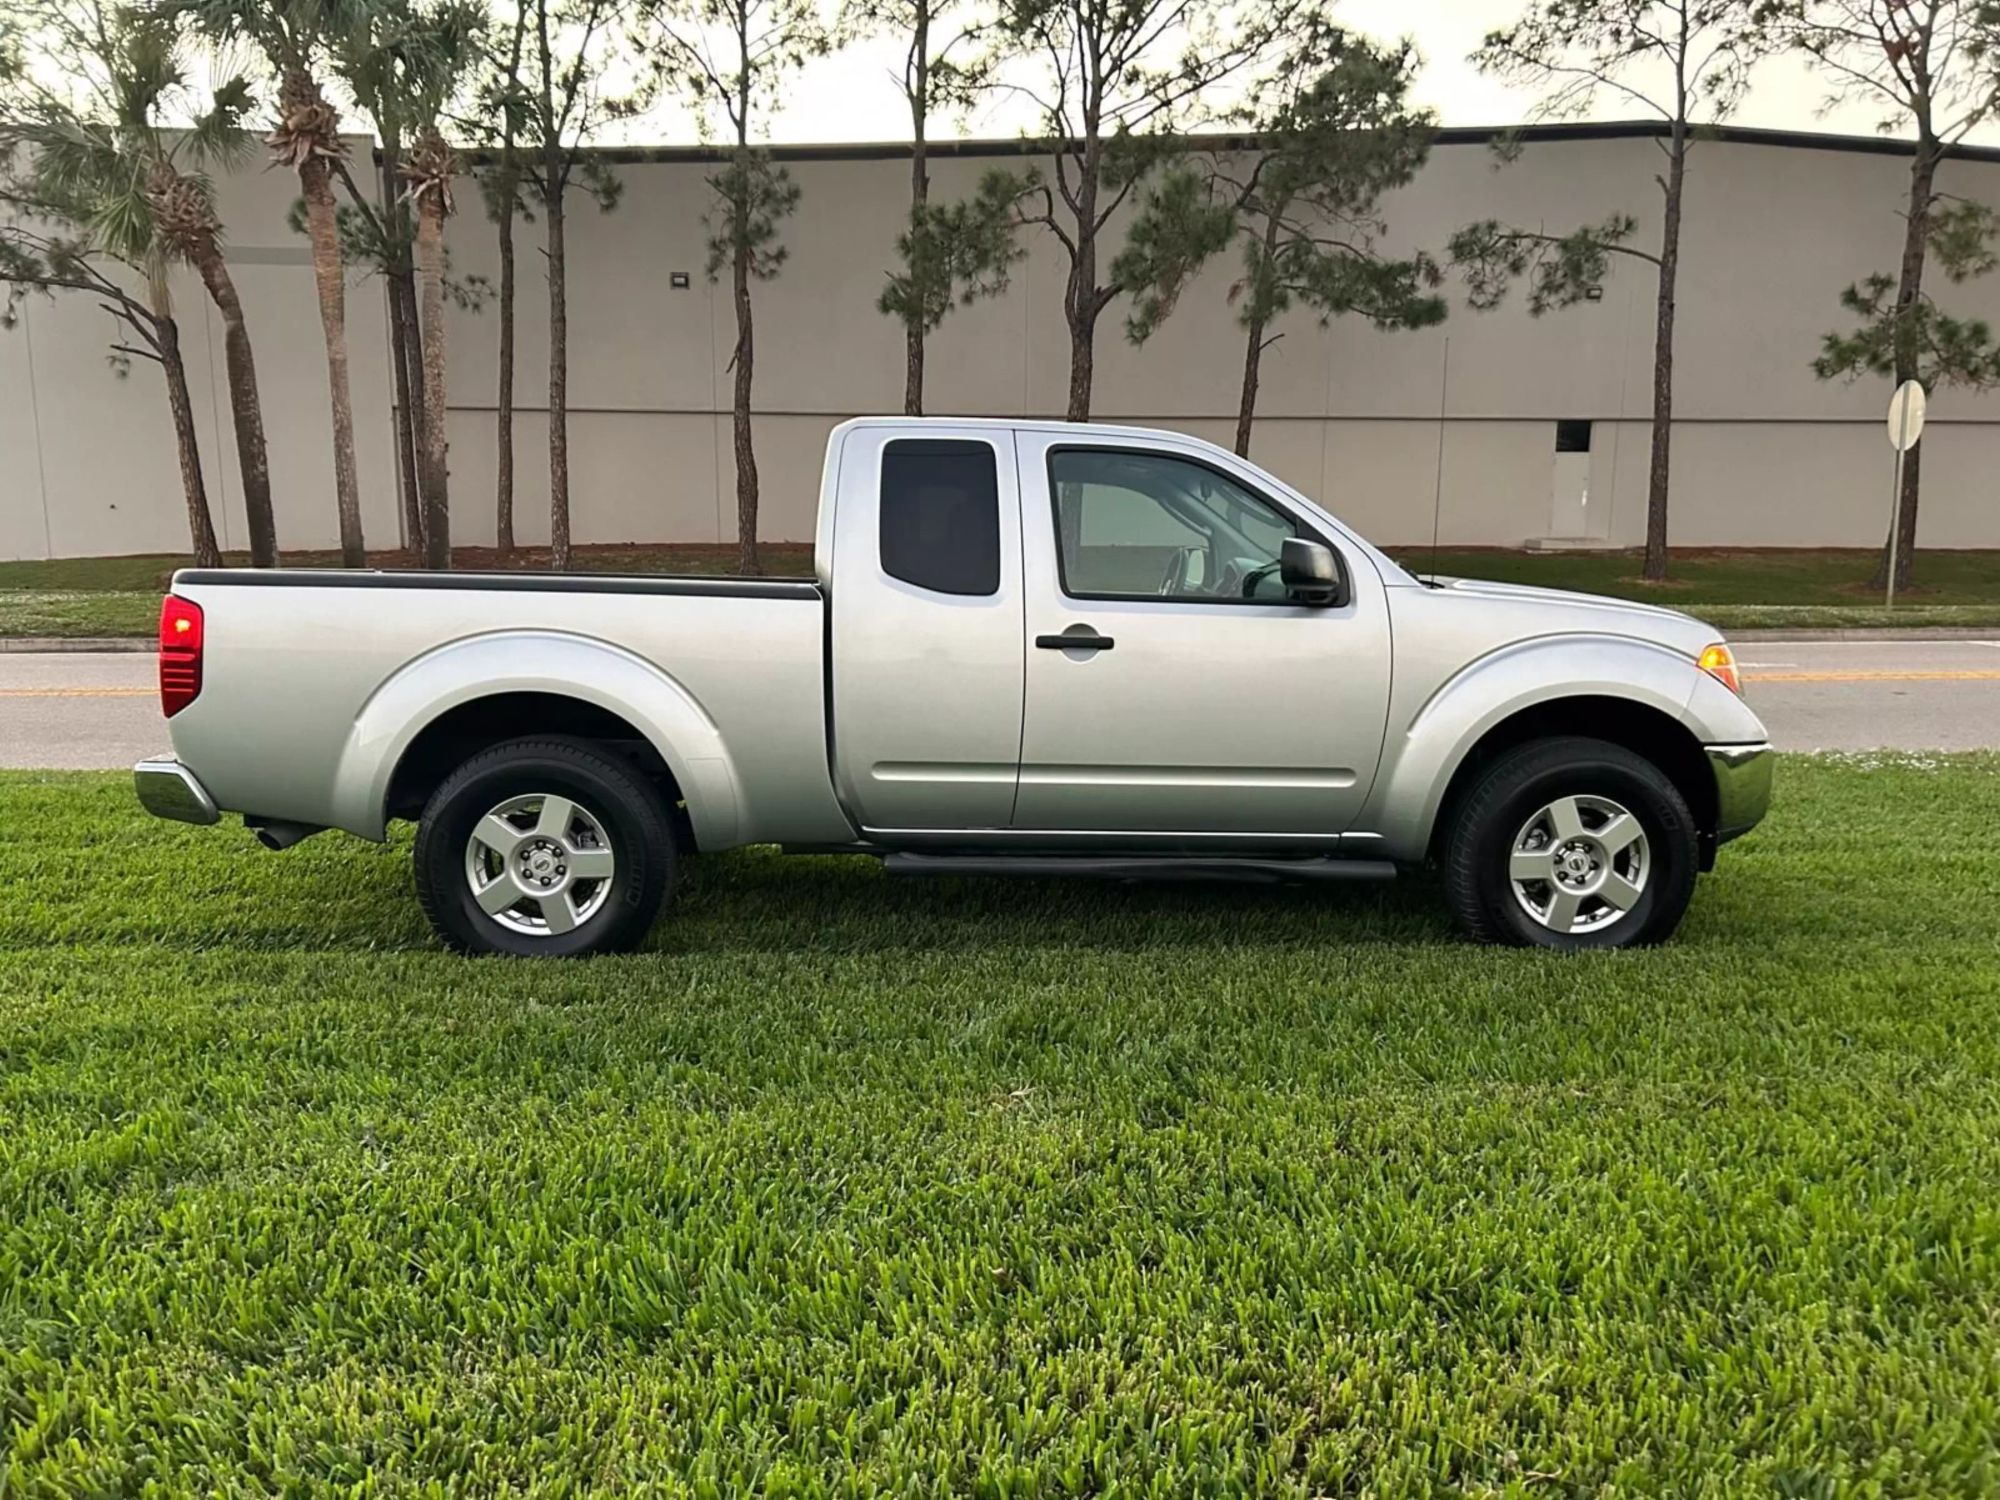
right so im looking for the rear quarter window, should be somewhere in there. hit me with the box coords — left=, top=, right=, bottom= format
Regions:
left=879, top=440, right=1002, bottom=597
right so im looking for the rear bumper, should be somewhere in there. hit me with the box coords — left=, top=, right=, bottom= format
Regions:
left=1707, top=742, right=1774, bottom=846
left=134, top=758, right=220, bottom=826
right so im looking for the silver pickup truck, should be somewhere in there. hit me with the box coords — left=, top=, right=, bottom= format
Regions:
left=136, top=417, right=1772, bottom=956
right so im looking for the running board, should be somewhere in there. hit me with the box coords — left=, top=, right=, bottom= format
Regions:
left=880, top=853, right=1397, bottom=884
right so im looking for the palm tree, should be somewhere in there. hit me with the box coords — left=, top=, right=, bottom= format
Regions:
left=183, top=0, right=368, bottom=567
left=146, top=153, right=277, bottom=566
left=406, top=125, right=454, bottom=566
left=471, top=0, right=530, bottom=555
left=2, top=0, right=275, bottom=566
left=345, top=0, right=484, bottom=569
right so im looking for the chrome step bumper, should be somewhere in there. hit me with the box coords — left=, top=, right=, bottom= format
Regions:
left=134, top=758, right=220, bottom=826
left=1707, top=742, right=1774, bottom=845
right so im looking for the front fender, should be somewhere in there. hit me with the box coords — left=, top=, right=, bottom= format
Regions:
left=1363, top=633, right=1709, bottom=862
left=329, top=629, right=743, bottom=845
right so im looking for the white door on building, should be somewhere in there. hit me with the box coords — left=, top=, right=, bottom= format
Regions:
left=1548, top=420, right=1594, bottom=538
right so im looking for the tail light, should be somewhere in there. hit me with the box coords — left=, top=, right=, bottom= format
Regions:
left=159, top=594, right=203, bottom=717
left=1698, top=641, right=1742, bottom=696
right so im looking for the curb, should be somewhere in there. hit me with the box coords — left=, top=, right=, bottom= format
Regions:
left=1725, top=626, right=2000, bottom=642
left=0, top=637, right=153, bottom=653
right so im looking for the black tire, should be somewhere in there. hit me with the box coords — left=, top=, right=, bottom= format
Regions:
left=413, top=737, right=676, bottom=957
left=1443, top=736, right=1698, bottom=951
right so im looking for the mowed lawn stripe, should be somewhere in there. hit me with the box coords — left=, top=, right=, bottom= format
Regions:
left=1, top=758, right=1998, bottom=1494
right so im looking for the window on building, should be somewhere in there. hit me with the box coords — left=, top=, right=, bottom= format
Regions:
left=1048, top=448, right=1300, bottom=602
left=1556, top=420, right=1594, bottom=454
left=879, top=440, right=1002, bottom=596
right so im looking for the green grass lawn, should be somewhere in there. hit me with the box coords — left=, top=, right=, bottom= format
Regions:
left=1, top=547, right=1994, bottom=637
left=1392, top=547, right=2000, bottom=607
left=1386, top=549, right=2000, bottom=632
left=0, top=544, right=819, bottom=594
left=0, top=590, right=163, bottom=639
left=3, top=757, right=1999, bottom=1492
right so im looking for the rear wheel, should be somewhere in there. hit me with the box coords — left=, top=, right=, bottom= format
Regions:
left=413, top=738, right=675, bottom=957
left=1443, top=736, right=1697, bottom=950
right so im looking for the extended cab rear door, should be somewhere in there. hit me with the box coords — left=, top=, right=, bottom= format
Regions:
left=827, top=425, right=1026, bottom=834
left=1010, top=430, right=1392, bottom=838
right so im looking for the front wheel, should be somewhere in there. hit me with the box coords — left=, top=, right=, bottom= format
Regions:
left=1443, top=736, right=1698, bottom=950
left=413, top=738, right=676, bottom=957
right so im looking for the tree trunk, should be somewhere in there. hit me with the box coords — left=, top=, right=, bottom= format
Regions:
left=381, top=145, right=426, bottom=558
left=1874, top=144, right=1939, bottom=595
left=903, top=9, right=929, bottom=417
left=537, top=0, right=572, bottom=576
left=729, top=39, right=762, bottom=579
left=1063, top=136, right=1102, bottom=423
left=395, top=267, right=429, bottom=552
left=903, top=318, right=925, bottom=419
left=387, top=273, right=424, bottom=554
left=732, top=170, right=761, bottom=576
left=298, top=152, right=365, bottom=568
left=1235, top=318, right=1264, bottom=458
left=154, top=306, right=223, bottom=569
left=1064, top=250, right=1095, bottom=422
left=547, top=178, right=571, bottom=571
left=1889, top=438, right=1922, bottom=591
left=494, top=7, right=526, bottom=557
left=496, top=171, right=517, bottom=555
left=1234, top=210, right=1283, bottom=458
left=1642, top=133, right=1686, bottom=585
left=187, top=237, right=277, bottom=568
left=416, top=186, right=451, bottom=570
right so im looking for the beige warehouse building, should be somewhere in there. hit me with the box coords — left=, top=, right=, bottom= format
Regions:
left=4, top=121, right=1999, bottom=561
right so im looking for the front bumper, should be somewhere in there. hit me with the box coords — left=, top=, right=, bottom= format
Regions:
left=135, top=758, right=220, bottom=826
left=1707, top=742, right=1774, bottom=846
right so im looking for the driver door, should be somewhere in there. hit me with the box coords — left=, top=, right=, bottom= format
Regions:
left=1011, top=434, right=1390, bottom=837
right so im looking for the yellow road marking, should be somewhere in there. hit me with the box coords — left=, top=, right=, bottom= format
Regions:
left=0, top=687, right=154, bottom=698
left=1747, top=670, right=2000, bottom=683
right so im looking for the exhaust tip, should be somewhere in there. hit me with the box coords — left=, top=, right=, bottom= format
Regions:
left=249, top=819, right=324, bottom=851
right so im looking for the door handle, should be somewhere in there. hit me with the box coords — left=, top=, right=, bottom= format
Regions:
left=1037, top=629, right=1115, bottom=652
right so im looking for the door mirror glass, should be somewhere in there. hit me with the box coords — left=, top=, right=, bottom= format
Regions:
left=1280, top=538, right=1343, bottom=607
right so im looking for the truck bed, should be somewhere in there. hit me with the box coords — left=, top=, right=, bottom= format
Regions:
left=173, top=567, right=821, bottom=599
left=164, top=566, right=852, bottom=849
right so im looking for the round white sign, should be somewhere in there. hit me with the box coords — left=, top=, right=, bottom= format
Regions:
left=1887, top=379, right=1927, bottom=452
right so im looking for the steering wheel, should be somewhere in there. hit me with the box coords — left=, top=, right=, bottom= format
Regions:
left=1157, top=546, right=1200, bottom=597
left=1216, top=558, right=1256, bottom=599
left=1239, top=559, right=1284, bottom=599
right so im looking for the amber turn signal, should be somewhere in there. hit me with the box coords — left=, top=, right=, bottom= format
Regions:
left=1698, top=642, right=1742, bottom=696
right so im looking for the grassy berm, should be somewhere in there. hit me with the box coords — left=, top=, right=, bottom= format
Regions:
left=2, top=757, right=1998, bottom=1493
left=3, top=546, right=2000, bottom=637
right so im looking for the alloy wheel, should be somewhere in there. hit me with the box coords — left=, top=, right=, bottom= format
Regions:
left=1507, top=793, right=1650, bottom=937
left=463, top=792, right=617, bottom=937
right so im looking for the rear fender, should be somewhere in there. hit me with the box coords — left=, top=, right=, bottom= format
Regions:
left=330, top=630, right=742, bottom=844
left=1365, top=634, right=1704, bottom=861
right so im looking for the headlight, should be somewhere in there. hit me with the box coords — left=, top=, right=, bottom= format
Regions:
left=1698, top=642, right=1742, bottom=696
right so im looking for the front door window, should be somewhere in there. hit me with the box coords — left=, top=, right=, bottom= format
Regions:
left=1049, top=449, right=1298, bottom=603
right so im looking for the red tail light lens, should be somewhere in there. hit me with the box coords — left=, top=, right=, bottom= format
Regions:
left=159, top=594, right=203, bottom=717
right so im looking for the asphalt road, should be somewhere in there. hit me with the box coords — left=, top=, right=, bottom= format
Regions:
left=2, top=640, right=1999, bottom=772
left=1730, top=638, right=2000, bottom=752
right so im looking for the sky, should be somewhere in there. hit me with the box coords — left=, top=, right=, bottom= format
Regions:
left=745, top=0, right=1929, bottom=147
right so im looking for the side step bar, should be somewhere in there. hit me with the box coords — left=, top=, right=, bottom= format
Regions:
left=881, top=853, right=1396, bottom=884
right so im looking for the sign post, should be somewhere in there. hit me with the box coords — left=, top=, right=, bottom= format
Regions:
left=1884, top=379, right=1927, bottom=609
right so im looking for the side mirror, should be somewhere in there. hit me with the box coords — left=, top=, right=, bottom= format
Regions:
left=1280, top=537, right=1343, bottom=607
